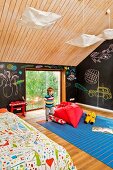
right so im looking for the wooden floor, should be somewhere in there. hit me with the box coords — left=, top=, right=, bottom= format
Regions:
left=22, top=106, right=113, bottom=170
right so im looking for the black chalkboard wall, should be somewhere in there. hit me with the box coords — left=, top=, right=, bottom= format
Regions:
left=76, top=40, right=113, bottom=110
left=0, top=62, right=76, bottom=109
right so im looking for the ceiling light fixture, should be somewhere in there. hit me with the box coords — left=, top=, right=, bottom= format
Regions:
left=18, top=7, right=61, bottom=29
left=101, top=8, right=113, bottom=40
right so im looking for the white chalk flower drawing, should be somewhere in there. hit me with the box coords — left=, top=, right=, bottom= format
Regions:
left=0, top=70, right=19, bottom=98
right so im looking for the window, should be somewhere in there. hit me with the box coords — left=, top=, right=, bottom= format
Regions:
left=26, top=70, right=61, bottom=111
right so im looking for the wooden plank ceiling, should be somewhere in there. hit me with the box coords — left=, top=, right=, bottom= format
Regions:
left=0, top=0, right=113, bottom=66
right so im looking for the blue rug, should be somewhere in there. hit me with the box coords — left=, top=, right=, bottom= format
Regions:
left=39, top=114, right=113, bottom=168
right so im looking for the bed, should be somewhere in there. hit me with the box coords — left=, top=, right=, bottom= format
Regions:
left=0, top=112, right=76, bottom=170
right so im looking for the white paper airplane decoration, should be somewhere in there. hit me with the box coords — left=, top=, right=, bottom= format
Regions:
left=66, top=34, right=103, bottom=47
left=18, top=7, right=61, bottom=29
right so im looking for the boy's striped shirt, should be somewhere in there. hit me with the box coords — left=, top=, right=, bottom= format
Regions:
left=45, top=94, right=54, bottom=108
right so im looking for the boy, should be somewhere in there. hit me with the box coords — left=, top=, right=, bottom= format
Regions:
left=44, top=87, right=54, bottom=121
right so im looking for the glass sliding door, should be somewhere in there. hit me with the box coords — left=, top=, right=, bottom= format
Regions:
left=26, top=70, right=61, bottom=111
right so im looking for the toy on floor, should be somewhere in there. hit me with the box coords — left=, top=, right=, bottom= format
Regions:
left=84, top=112, right=92, bottom=124
left=84, top=112, right=96, bottom=124
left=92, top=126, right=113, bottom=134
left=90, top=112, right=96, bottom=124
left=49, top=115, right=66, bottom=124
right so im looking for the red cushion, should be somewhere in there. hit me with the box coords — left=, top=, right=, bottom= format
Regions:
left=65, top=105, right=83, bottom=128
left=54, top=107, right=70, bottom=123
left=49, top=115, right=66, bottom=124
left=56, top=102, right=72, bottom=108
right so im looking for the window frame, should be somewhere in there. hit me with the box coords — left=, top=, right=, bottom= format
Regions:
left=25, top=68, right=66, bottom=111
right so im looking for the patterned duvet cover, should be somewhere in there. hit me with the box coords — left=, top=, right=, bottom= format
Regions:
left=0, top=112, right=76, bottom=170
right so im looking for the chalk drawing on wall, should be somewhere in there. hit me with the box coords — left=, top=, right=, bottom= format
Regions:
left=66, top=68, right=76, bottom=81
left=21, top=65, right=34, bottom=68
left=64, top=66, right=69, bottom=70
left=67, top=72, right=76, bottom=81
left=7, top=64, right=17, bottom=71
left=75, top=83, right=88, bottom=93
left=0, top=64, right=5, bottom=70
left=0, top=70, right=19, bottom=98
left=90, top=44, right=113, bottom=63
left=13, top=80, right=24, bottom=85
left=88, top=86, right=112, bottom=100
left=90, top=52, right=111, bottom=63
left=19, top=71, right=22, bottom=75
left=12, top=65, right=17, bottom=71
left=36, top=65, right=43, bottom=68
left=85, top=69, right=99, bottom=84
left=66, top=82, right=71, bottom=87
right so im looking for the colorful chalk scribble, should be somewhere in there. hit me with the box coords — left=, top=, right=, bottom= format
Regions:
left=21, top=65, right=34, bottom=68
left=67, top=72, right=76, bottom=81
left=35, top=65, right=43, bottom=68
left=66, top=68, right=76, bottom=81
left=13, top=80, right=24, bottom=85
left=7, top=64, right=13, bottom=70
left=0, top=64, right=5, bottom=69
left=75, top=83, right=88, bottom=93
left=88, top=86, right=112, bottom=100
left=64, top=66, right=69, bottom=70
left=12, top=65, right=17, bottom=71
left=19, top=71, right=22, bottom=75
left=7, top=64, right=17, bottom=71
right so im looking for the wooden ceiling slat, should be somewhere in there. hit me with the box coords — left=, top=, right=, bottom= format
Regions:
left=18, top=0, right=65, bottom=62
left=2, top=0, right=89, bottom=62
left=50, top=0, right=110, bottom=64
left=34, top=0, right=105, bottom=63
left=36, top=0, right=89, bottom=63
left=33, top=1, right=78, bottom=60
left=36, top=0, right=113, bottom=65
left=15, top=0, right=54, bottom=62
left=34, top=0, right=102, bottom=61
left=24, top=0, right=64, bottom=62
left=0, top=0, right=11, bottom=51
left=10, top=0, right=51, bottom=61
left=0, top=0, right=10, bottom=28
left=1, top=0, right=22, bottom=58
left=28, top=0, right=74, bottom=63
left=2, top=0, right=32, bottom=61
left=60, top=7, right=109, bottom=65
left=0, top=0, right=16, bottom=61
left=1, top=0, right=45, bottom=61
left=21, top=0, right=111, bottom=64
left=0, top=0, right=6, bottom=23
left=6, top=0, right=39, bottom=61
left=0, top=0, right=22, bottom=60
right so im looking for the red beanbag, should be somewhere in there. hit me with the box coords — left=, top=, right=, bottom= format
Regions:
left=54, top=107, right=70, bottom=123
left=49, top=115, right=66, bottom=124
left=54, top=103, right=83, bottom=128
left=65, top=105, right=83, bottom=128
left=56, top=101, right=72, bottom=108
